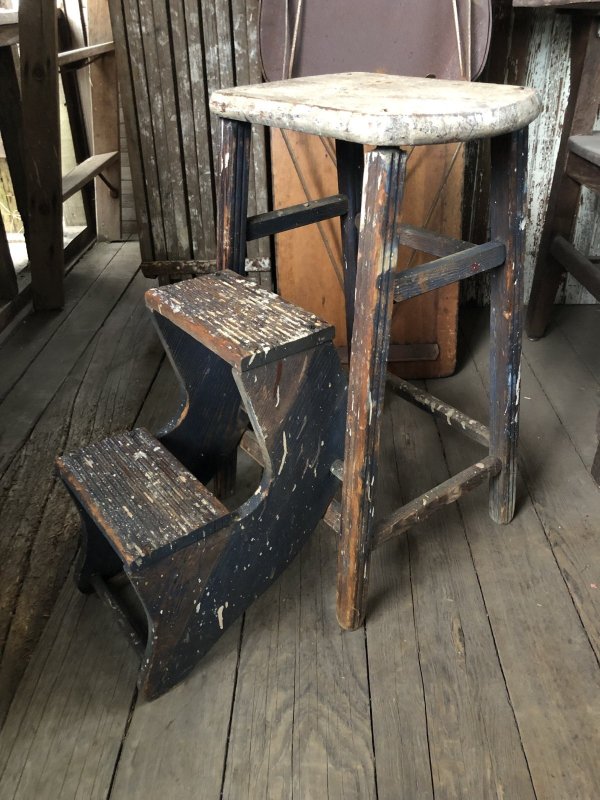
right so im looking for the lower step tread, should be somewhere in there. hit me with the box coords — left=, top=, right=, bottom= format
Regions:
left=56, top=428, right=227, bottom=566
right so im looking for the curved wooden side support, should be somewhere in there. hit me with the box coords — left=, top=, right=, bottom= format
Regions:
left=151, top=313, right=249, bottom=484
left=128, top=342, right=346, bottom=699
left=71, top=506, right=125, bottom=593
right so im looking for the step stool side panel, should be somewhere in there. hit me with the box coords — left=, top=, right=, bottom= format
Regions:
left=152, top=313, right=248, bottom=483
left=131, top=342, right=347, bottom=699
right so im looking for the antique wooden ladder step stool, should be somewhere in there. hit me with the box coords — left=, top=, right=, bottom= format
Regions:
left=56, top=271, right=347, bottom=698
left=57, top=72, right=541, bottom=697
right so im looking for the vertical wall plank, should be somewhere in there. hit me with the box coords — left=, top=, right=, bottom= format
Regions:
left=89, top=0, right=121, bottom=240
left=19, top=0, right=64, bottom=309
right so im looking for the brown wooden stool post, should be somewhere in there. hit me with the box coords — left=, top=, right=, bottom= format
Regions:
left=336, top=147, right=407, bottom=630
left=335, top=139, right=364, bottom=347
left=489, top=129, right=528, bottom=524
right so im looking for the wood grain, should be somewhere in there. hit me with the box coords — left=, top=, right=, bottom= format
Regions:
left=223, top=525, right=376, bottom=799
left=337, top=147, right=406, bottom=630
left=19, top=0, right=64, bottom=309
left=88, top=0, right=121, bottom=240
left=433, top=315, right=600, bottom=798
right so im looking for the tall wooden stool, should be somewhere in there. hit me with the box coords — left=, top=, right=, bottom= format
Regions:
left=211, top=72, right=541, bottom=630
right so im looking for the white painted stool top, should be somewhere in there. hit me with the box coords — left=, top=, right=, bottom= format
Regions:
left=210, top=72, right=541, bottom=146
left=569, top=133, right=600, bottom=168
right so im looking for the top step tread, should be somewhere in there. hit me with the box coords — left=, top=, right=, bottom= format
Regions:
left=56, top=428, right=228, bottom=566
left=145, top=270, right=334, bottom=371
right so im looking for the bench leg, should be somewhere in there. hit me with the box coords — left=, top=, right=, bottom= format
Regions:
left=74, top=507, right=123, bottom=593
left=489, top=129, right=528, bottom=524
left=336, top=147, right=407, bottom=631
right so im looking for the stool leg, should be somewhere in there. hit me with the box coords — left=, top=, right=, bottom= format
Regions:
left=217, top=118, right=251, bottom=273
left=337, top=147, right=407, bottom=631
left=215, top=118, right=251, bottom=495
left=336, top=139, right=364, bottom=347
left=489, top=129, right=528, bottom=524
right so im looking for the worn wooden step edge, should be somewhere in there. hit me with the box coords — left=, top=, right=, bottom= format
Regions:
left=146, top=270, right=334, bottom=372
left=62, top=152, right=119, bottom=202
left=56, top=428, right=230, bottom=567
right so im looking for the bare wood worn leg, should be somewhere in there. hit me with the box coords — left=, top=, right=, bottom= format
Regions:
left=214, top=118, right=252, bottom=493
left=216, top=118, right=251, bottom=274
left=336, top=139, right=364, bottom=347
left=489, top=129, right=528, bottom=525
left=337, top=147, right=407, bottom=631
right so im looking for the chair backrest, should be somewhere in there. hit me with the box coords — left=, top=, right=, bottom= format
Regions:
left=259, top=0, right=492, bottom=82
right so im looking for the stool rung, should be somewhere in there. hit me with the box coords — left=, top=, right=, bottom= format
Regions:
left=398, top=224, right=473, bottom=258
left=374, top=456, right=501, bottom=547
left=394, top=241, right=506, bottom=302
left=246, top=194, right=348, bottom=241
left=90, top=575, right=145, bottom=658
left=387, top=373, right=490, bottom=447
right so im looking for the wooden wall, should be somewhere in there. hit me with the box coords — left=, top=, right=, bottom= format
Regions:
left=465, top=5, right=599, bottom=305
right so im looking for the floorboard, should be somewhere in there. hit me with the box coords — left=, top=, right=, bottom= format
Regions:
left=222, top=525, right=375, bottom=800
left=377, top=390, right=535, bottom=799
left=0, top=244, right=162, bottom=723
left=0, top=581, right=138, bottom=800
left=428, top=315, right=600, bottom=799
left=0, top=243, right=141, bottom=476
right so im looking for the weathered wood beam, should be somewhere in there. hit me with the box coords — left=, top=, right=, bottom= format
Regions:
left=373, top=456, right=501, bottom=548
left=217, top=119, right=251, bottom=273
left=394, top=241, right=506, bottom=302
left=20, top=0, right=64, bottom=309
left=386, top=373, right=490, bottom=446
left=58, top=41, right=115, bottom=69
left=62, top=152, right=119, bottom=202
left=0, top=47, right=28, bottom=228
left=336, top=140, right=364, bottom=346
left=397, top=223, right=474, bottom=257
left=337, top=147, right=407, bottom=631
left=89, top=0, right=120, bottom=241
left=550, top=235, right=600, bottom=301
left=90, top=575, right=145, bottom=657
left=246, top=194, right=348, bottom=241
left=565, top=150, right=600, bottom=194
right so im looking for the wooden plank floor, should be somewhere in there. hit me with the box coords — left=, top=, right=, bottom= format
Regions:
left=0, top=244, right=599, bottom=798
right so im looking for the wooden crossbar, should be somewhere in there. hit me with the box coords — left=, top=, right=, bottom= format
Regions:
left=386, top=373, right=490, bottom=446
left=62, top=152, right=119, bottom=201
left=58, top=41, right=115, bottom=68
left=90, top=575, right=145, bottom=657
left=394, top=241, right=506, bottom=302
left=246, top=194, right=348, bottom=241
left=550, top=235, right=600, bottom=300
left=372, top=456, right=500, bottom=547
left=323, top=456, right=500, bottom=545
left=397, top=223, right=474, bottom=257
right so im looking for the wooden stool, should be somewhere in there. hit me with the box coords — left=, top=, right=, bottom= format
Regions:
left=210, top=72, right=541, bottom=629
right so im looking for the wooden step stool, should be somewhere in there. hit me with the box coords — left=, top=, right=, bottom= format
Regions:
left=210, top=71, right=541, bottom=630
left=57, top=270, right=347, bottom=698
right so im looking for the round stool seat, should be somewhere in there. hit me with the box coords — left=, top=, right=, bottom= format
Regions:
left=210, top=72, right=541, bottom=147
